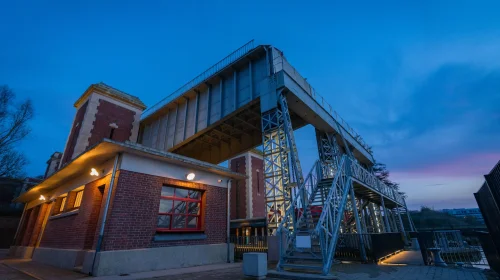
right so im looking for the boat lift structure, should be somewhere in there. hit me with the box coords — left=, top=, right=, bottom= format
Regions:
left=139, top=40, right=415, bottom=275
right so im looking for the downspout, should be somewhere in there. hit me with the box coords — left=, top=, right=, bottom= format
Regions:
left=226, top=179, right=232, bottom=263
left=91, top=153, right=121, bottom=276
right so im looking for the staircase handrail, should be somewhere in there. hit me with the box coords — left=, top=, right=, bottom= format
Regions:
left=349, top=160, right=404, bottom=205
left=276, top=160, right=321, bottom=235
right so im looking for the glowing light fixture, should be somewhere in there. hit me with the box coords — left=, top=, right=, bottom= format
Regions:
left=90, top=168, right=99, bottom=176
left=186, top=173, right=195, bottom=181
left=39, top=195, right=46, bottom=201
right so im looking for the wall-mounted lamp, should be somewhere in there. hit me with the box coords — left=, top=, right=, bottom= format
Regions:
left=90, top=168, right=99, bottom=176
left=218, top=179, right=223, bottom=183
left=186, top=173, right=195, bottom=181
left=39, top=195, right=46, bottom=201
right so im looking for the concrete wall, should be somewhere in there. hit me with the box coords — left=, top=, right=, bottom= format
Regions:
left=87, top=243, right=233, bottom=276
left=120, top=153, right=230, bottom=188
left=32, top=247, right=84, bottom=269
left=9, top=246, right=35, bottom=259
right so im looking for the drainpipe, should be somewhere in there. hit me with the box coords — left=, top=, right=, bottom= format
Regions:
left=91, top=153, right=121, bottom=276
left=226, top=179, right=232, bottom=263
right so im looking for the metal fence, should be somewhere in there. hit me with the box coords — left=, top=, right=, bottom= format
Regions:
left=230, top=236, right=267, bottom=261
left=335, top=234, right=373, bottom=261
left=335, top=233, right=405, bottom=262
left=229, top=233, right=405, bottom=263
left=416, top=230, right=488, bottom=268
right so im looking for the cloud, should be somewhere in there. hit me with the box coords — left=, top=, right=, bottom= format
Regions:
left=353, top=63, right=500, bottom=173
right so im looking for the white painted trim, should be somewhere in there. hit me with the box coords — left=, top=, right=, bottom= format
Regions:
left=58, top=108, right=81, bottom=169
left=246, top=152, right=253, bottom=219
left=120, top=153, right=230, bottom=188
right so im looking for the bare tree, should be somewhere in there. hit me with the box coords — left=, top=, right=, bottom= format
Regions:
left=0, top=85, right=33, bottom=178
left=373, top=161, right=401, bottom=192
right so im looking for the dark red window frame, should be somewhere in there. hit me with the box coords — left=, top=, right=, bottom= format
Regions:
left=157, top=186, right=203, bottom=232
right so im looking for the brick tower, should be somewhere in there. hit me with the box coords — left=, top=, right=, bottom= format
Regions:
left=228, top=150, right=265, bottom=220
left=59, top=83, right=146, bottom=167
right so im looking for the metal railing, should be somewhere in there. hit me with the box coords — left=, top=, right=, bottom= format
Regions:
left=141, top=40, right=256, bottom=120
left=417, top=230, right=488, bottom=267
left=272, top=53, right=373, bottom=155
left=276, top=160, right=322, bottom=255
left=350, top=159, right=404, bottom=205
left=336, top=233, right=374, bottom=261
left=230, top=236, right=268, bottom=260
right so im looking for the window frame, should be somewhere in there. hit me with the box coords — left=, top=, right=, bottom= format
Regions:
left=73, top=190, right=84, bottom=208
left=59, top=196, right=67, bottom=212
left=157, top=186, right=203, bottom=232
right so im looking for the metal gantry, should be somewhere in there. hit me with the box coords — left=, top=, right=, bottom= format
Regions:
left=261, top=88, right=416, bottom=275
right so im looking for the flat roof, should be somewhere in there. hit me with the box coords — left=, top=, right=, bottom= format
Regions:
left=15, top=139, right=245, bottom=203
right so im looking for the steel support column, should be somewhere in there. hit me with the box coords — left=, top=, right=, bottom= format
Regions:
left=350, top=184, right=367, bottom=261
left=381, top=196, right=391, bottom=232
left=403, top=197, right=416, bottom=232
left=261, top=107, right=292, bottom=236
left=395, top=206, right=408, bottom=244
left=316, top=130, right=341, bottom=179
left=368, top=202, right=381, bottom=233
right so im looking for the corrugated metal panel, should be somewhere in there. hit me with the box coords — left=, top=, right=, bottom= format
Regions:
left=237, top=64, right=251, bottom=107
left=209, top=82, right=221, bottom=125
left=142, top=124, right=152, bottom=147
left=150, top=118, right=160, bottom=149
left=174, top=101, right=187, bottom=145
left=158, top=114, right=169, bottom=151
left=166, top=106, right=177, bottom=149
left=197, top=89, right=209, bottom=131
left=139, top=52, right=269, bottom=152
left=252, top=56, right=267, bottom=98
left=185, top=95, right=197, bottom=139
left=222, top=74, right=235, bottom=117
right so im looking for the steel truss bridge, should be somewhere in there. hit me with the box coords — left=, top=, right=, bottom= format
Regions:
left=139, top=40, right=416, bottom=275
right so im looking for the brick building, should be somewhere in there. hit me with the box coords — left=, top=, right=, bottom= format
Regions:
left=228, top=150, right=266, bottom=239
left=9, top=83, right=244, bottom=276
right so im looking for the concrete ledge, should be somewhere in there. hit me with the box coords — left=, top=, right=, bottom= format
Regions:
left=9, top=246, right=34, bottom=259
left=32, top=247, right=82, bottom=269
left=268, top=270, right=338, bottom=280
left=8, top=246, right=18, bottom=257
left=154, top=233, right=207, bottom=241
left=49, top=209, right=79, bottom=220
left=82, top=250, right=96, bottom=274
left=92, top=243, right=234, bottom=276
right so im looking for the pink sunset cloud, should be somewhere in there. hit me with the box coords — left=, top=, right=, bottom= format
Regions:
left=394, top=152, right=500, bottom=177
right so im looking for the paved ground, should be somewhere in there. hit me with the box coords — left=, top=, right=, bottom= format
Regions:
left=382, top=250, right=426, bottom=265
left=0, top=253, right=496, bottom=280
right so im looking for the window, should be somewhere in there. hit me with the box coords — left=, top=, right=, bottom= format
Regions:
left=157, top=186, right=202, bottom=231
left=74, top=190, right=83, bottom=208
left=59, top=197, right=67, bottom=212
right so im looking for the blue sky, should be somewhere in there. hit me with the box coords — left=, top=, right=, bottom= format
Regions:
left=1, top=1, right=499, bottom=209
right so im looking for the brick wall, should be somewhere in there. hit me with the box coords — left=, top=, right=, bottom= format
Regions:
left=87, top=99, right=135, bottom=147
left=61, top=101, right=88, bottom=165
left=28, top=203, right=49, bottom=246
left=101, top=170, right=228, bottom=251
left=40, top=176, right=109, bottom=249
left=251, top=156, right=265, bottom=218
left=21, top=205, right=40, bottom=246
left=230, top=156, right=246, bottom=219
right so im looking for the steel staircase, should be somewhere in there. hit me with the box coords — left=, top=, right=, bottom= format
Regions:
left=276, top=156, right=353, bottom=274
